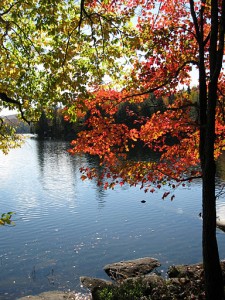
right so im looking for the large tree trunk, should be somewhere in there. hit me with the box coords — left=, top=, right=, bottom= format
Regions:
left=200, top=55, right=225, bottom=300
left=201, top=80, right=224, bottom=299
left=202, top=162, right=224, bottom=299
left=198, top=0, right=225, bottom=297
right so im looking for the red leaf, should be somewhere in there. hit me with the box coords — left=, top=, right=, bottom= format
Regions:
left=162, top=191, right=170, bottom=199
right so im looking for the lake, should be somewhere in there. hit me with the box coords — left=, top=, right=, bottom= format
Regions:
left=0, top=137, right=225, bottom=299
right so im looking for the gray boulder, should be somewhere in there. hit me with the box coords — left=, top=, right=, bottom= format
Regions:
left=104, top=257, right=161, bottom=281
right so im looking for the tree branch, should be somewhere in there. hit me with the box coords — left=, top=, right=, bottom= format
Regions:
left=0, top=1, right=21, bottom=16
left=212, top=0, right=225, bottom=82
left=123, top=60, right=198, bottom=100
left=0, top=93, right=30, bottom=124
left=189, top=0, right=201, bottom=43
left=78, top=0, right=85, bottom=32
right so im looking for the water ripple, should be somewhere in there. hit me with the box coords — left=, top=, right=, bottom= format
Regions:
left=0, top=139, right=225, bottom=299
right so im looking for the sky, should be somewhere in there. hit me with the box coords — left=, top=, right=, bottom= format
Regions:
left=189, top=67, right=199, bottom=87
left=0, top=107, right=19, bottom=117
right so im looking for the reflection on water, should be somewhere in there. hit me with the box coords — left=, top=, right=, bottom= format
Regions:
left=0, top=138, right=225, bottom=299
left=217, top=153, right=225, bottom=222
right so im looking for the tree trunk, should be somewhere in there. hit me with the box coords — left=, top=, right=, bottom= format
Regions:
left=202, top=79, right=224, bottom=299
left=197, top=0, right=225, bottom=296
left=202, top=164, right=224, bottom=299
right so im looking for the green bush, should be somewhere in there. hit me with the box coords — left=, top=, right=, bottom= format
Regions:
left=94, top=279, right=152, bottom=300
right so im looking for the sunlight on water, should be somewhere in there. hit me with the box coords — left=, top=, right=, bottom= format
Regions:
left=0, top=138, right=224, bottom=299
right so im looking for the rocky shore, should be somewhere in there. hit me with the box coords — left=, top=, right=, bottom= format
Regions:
left=80, top=257, right=225, bottom=299
left=18, top=257, right=225, bottom=299
left=18, top=291, right=92, bottom=300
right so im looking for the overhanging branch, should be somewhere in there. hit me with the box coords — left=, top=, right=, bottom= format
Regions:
left=123, top=60, right=199, bottom=100
left=0, top=93, right=30, bottom=124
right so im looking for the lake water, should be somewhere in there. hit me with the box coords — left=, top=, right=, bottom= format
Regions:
left=0, top=137, right=225, bottom=299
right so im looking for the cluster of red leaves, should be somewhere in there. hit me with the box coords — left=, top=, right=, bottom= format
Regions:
left=139, top=97, right=200, bottom=178
left=66, top=86, right=225, bottom=200
left=64, top=92, right=186, bottom=197
left=68, top=90, right=137, bottom=164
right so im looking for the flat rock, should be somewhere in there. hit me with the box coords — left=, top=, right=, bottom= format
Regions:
left=104, top=257, right=161, bottom=281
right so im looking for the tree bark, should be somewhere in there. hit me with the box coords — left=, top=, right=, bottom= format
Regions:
left=200, top=83, right=224, bottom=300
left=202, top=149, right=224, bottom=299
left=198, top=0, right=225, bottom=297
left=200, top=77, right=224, bottom=300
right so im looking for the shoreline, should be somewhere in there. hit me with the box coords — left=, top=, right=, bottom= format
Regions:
left=17, top=291, right=92, bottom=300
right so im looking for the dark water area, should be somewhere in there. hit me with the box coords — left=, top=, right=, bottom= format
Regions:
left=0, top=137, right=225, bottom=299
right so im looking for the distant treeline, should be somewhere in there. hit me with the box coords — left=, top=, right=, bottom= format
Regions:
left=3, top=114, right=31, bottom=134
left=34, top=108, right=80, bottom=140
left=34, top=87, right=199, bottom=140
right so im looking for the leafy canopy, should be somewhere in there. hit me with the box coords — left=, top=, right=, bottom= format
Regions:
left=0, top=0, right=135, bottom=152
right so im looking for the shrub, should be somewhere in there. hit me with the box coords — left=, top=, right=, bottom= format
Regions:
left=94, top=279, right=152, bottom=300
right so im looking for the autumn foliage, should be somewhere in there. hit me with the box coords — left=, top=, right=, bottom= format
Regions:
left=65, top=87, right=224, bottom=200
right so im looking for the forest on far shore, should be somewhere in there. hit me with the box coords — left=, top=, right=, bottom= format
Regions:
left=16, top=86, right=198, bottom=140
